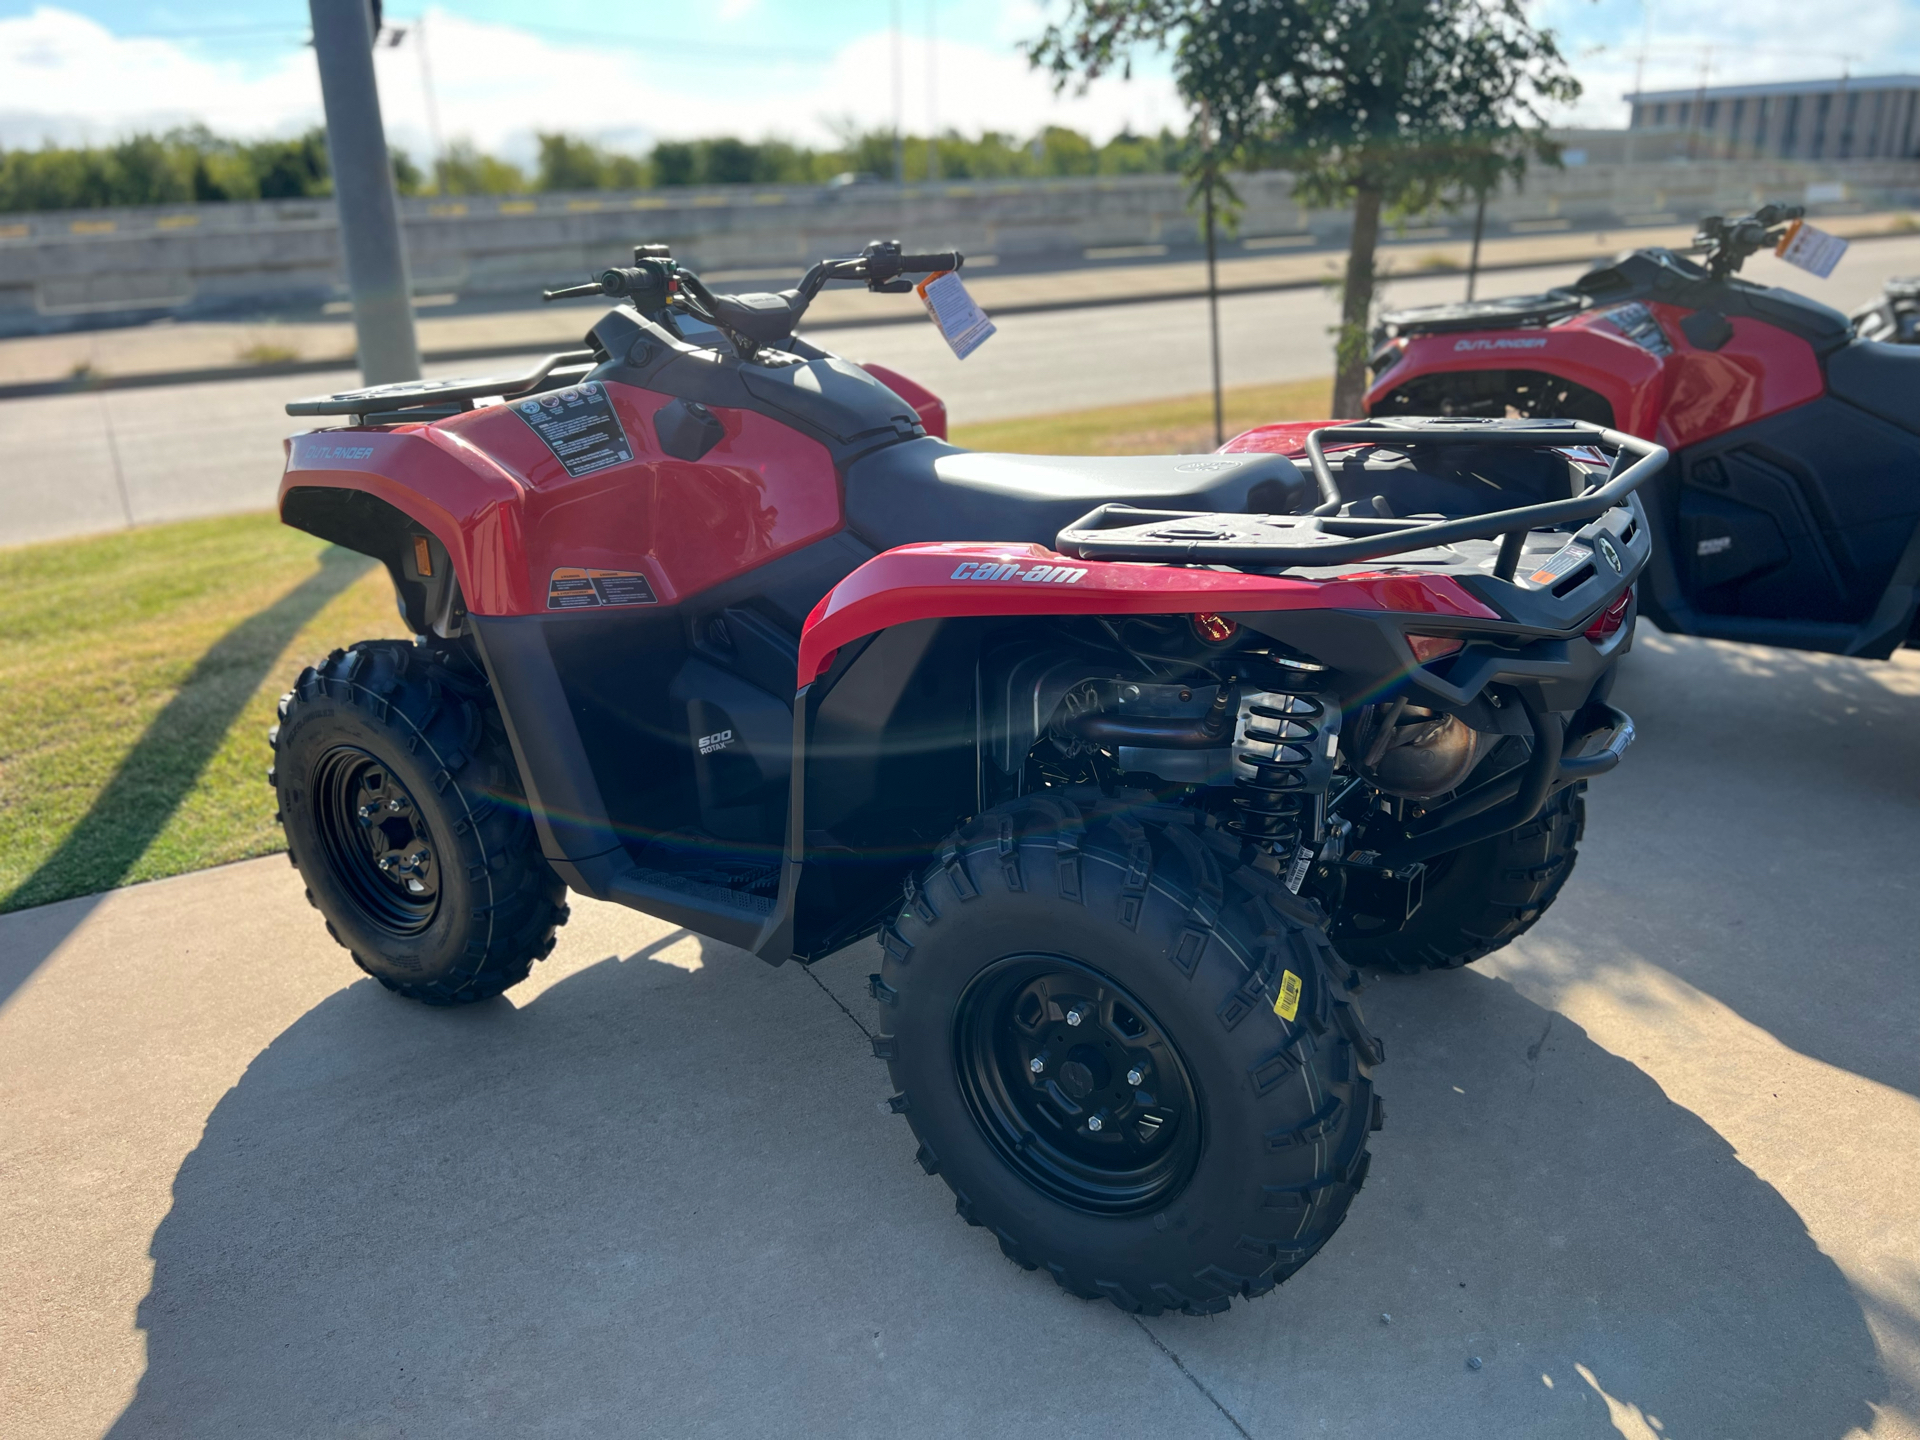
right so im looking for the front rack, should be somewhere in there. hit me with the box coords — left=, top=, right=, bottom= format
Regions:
left=285, top=349, right=598, bottom=423
left=1054, top=417, right=1667, bottom=578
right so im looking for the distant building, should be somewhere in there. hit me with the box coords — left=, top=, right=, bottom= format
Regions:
left=1625, top=75, right=1920, bottom=161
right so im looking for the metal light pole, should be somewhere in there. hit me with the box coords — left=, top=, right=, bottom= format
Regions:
left=1465, top=186, right=1487, bottom=301
left=891, top=0, right=906, bottom=185
left=310, top=0, right=421, bottom=385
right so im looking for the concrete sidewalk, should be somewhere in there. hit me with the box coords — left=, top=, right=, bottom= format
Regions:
left=3, top=630, right=1918, bottom=1438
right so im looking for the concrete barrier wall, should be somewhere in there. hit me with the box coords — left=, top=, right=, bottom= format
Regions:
left=3, top=158, right=1917, bottom=335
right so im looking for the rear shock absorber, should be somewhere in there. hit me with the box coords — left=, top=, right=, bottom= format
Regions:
left=1228, top=690, right=1341, bottom=887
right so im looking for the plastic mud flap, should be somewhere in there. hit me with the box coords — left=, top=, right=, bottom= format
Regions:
left=1558, top=702, right=1635, bottom=780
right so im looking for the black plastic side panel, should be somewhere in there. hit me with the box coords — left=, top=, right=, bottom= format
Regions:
left=588, top=307, right=923, bottom=468
left=1665, top=398, right=1920, bottom=625
left=791, top=618, right=982, bottom=956
left=467, top=614, right=627, bottom=865
left=1827, top=341, right=1920, bottom=434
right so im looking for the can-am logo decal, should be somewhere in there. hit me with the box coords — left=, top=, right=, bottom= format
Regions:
left=1596, top=534, right=1623, bottom=572
left=1452, top=337, right=1549, bottom=351
left=950, top=561, right=1088, bottom=583
left=698, top=729, right=734, bottom=755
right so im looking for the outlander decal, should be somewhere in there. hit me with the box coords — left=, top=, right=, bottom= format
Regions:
left=1453, top=336, right=1549, bottom=352
left=950, top=561, right=1089, bottom=583
left=547, top=567, right=659, bottom=609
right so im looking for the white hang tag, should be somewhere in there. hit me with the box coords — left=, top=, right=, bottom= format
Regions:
left=1775, top=219, right=1849, bottom=279
left=917, top=270, right=996, bottom=359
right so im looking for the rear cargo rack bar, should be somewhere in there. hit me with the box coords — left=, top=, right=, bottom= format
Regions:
left=1055, top=418, right=1666, bottom=574
left=286, top=349, right=599, bottom=419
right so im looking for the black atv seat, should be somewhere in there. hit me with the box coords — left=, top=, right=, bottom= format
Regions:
left=842, top=439, right=1315, bottom=551
left=1827, top=340, right=1920, bottom=434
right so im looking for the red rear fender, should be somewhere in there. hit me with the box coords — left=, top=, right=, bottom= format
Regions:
left=797, top=541, right=1497, bottom=684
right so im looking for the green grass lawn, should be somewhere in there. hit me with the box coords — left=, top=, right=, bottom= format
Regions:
left=0, top=377, right=1333, bottom=914
left=0, top=515, right=405, bottom=912
left=949, top=376, right=1335, bottom=454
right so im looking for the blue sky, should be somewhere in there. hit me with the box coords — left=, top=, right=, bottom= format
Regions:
left=3, top=0, right=1917, bottom=156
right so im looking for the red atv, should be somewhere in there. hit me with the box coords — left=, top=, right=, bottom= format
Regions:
left=271, top=240, right=1657, bottom=1314
left=1368, top=205, right=1920, bottom=660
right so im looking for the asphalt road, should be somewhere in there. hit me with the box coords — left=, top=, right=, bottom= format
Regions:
left=3, top=627, right=1917, bottom=1439
left=4, top=235, right=1918, bottom=548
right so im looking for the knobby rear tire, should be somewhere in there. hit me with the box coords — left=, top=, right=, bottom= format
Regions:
left=1342, top=783, right=1585, bottom=974
left=871, top=794, right=1384, bottom=1317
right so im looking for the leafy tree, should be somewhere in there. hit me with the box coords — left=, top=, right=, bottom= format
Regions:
left=1031, top=0, right=1580, bottom=414
left=240, top=130, right=332, bottom=199
left=435, top=140, right=527, bottom=195
left=651, top=141, right=698, bottom=187
left=535, top=132, right=610, bottom=191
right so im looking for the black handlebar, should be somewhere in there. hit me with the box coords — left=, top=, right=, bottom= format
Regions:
left=542, top=238, right=962, bottom=352
left=1694, top=203, right=1805, bottom=279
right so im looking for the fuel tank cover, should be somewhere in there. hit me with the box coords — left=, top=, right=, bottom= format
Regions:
left=655, top=397, right=726, bottom=461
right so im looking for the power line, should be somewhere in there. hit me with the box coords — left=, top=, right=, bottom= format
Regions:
left=87, top=17, right=836, bottom=63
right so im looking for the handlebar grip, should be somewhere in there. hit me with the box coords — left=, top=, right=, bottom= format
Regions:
left=899, top=252, right=963, bottom=273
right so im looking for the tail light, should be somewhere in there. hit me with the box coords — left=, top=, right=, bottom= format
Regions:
left=1192, top=613, right=1238, bottom=643
left=1406, top=633, right=1464, bottom=664
left=1584, top=587, right=1633, bottom=643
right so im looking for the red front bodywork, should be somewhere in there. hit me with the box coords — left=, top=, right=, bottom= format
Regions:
left=1362, top=301, right=1825, bottom=448
left=797, top=542, right=1498, bottom=684
left=284, top=376, right=846, bottom=615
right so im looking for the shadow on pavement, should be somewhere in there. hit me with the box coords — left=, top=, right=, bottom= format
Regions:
left=107, top=929, right=1885, bottom=1439
left=1598, top=630, right=1920, bottom=1099
left=0, top=545, right=372, bottom=1009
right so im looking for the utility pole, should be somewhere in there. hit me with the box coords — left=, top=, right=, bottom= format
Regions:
left=1465, top=185, right=1487, bottom=301
left=891, top=0, right=906, bottom=185
left=310, top=0, right=421, bottom=385
left=1200, top=103, right=1223, bottom=449
left=402, top=17, right=446, bottom=191
left=925, top=0, right=938, bottom=182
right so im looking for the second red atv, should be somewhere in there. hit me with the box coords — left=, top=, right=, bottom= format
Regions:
left=271, top=240, right=1658, bottom=1315
left=1367, top=205, right=1920, bottom=661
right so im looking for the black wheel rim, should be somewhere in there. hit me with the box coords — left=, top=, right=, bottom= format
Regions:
left=312, top=745, right=442, bottom=936
left=952, top=955, right=1202, bottom=1216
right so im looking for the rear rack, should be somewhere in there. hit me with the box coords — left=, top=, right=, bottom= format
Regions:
left=285, top=349, right=598, bottom=424
left=1054, top=417, right=1666, bottom=578
left=1375, top=288, right=1586, bottom=339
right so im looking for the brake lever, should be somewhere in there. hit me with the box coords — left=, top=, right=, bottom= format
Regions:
left=542, top=282, right=605, bottom=302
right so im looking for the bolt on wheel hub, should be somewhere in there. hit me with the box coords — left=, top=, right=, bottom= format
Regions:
left=313, top=745, right=442, bottom=936
left=952, top=955, right=1203, bottom=1216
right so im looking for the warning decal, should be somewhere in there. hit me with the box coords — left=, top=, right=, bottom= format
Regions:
left=1526, top=539, right=1593, bottom=588
left=514, top=380, right=634, bottom=478
left=1274, top=969, right=1303, bottom=1022
left=547, top=567, right=659, bottom=609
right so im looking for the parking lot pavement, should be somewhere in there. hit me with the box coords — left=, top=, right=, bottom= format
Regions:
left=3, top=627, right=1917, bottom=1439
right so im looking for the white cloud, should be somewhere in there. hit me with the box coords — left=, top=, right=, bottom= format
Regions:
left=0, top=4, right=1184, bottom=159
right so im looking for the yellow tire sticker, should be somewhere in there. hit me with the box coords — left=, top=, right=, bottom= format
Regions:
left=1274, top=969, right=1302, bottom=1022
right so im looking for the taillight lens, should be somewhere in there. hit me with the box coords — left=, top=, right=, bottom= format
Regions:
left=1192, top=612, right=1238, bottom=643
left=1584, top=587, right=1633, bottom=644
left=1406, top=633, right=1464, bottom=664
